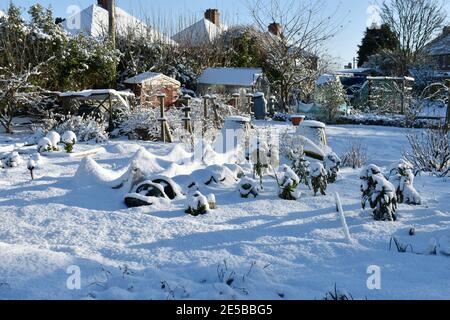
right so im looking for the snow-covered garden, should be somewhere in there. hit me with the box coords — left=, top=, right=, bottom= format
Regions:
left=1, top=0, right=450, bottom=302
left=1, top=121, right=449, bottom=300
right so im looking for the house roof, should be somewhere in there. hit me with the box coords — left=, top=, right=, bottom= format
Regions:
left=172, top=18, right=227, bottom=45
left=124, top=72, right=181, bottom=86
left=63, top=4, right=175, bottom=45
left=198, top=68, right=263, bottom=87
left=425, top=29, right=450, bottom=56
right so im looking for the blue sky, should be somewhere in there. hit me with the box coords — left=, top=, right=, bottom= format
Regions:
left=2, top=0, right=449, bottom=68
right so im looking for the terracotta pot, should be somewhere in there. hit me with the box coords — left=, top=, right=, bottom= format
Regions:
left=291, top=115, right=306, bottom=126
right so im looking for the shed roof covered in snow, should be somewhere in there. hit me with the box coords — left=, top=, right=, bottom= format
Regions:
left=124, top=72, right=181, bottom=86
left=425, top=26, right=450, bottom=56
left=59, top=89, right=135, bottom=99
left=63, top=4, right=175, bottom=45
left=198, top=68, right=263, bottom=87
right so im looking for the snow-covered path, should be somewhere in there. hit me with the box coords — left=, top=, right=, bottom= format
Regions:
left=0, top=125, right=449, bottom=300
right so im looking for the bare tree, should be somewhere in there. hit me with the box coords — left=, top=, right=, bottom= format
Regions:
left=380, top=0, right=447, bottom=75
left=246, top=0, right=347, bottom=110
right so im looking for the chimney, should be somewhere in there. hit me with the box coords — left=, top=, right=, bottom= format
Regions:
left=98, top=0, right=108, bottom=10
left=268, top=22, right=282, bottom=37
left=205, top=9, right=220, bottom=26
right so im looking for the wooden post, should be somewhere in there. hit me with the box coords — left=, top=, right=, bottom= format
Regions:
left=108, top=94, right=114, bottom=131
left=246, top=93, right=254, bottom=116
left=210, top=95, right=220, bottom=124
left=157, top=93, right=173, bottom=143
left=203, top=95, right=210, bottom=118
left=269, top=96, right=275, bottom=116
left=446, top=81, right=450, bottom=131
left=232, top=93, right=240, bottom=109
left=400, top=77, right=405, bottom=115
left=182, top=107, right=192, bottom=133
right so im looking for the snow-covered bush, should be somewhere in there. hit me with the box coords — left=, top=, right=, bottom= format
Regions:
left=115, top=106, right=160, bottom=141
left=26, top=128, right=46, bottom=146
left=340, top=140, right=368, bottom=169
left=2, top=152, right=21, bottom=168
left=403, top=126, right=449, bottom=177
left=324, top=152, right=341, bottom=183
left=61, top=131, right=77, bottom=153
left=277, top=165, right=301, bottom=200
left=310, top=162, right=328, bottom=196
left=239, top=177, right=259, bottom=198
left=285, top=145, right=311, bottom=189
left=315, top=79, right=347, bottom=123
left=37, top=137, right=53, bottom=153
left=249, top=138, right=270, bottom=189
left=46, top=131, right=60, bottom=151
left=360, top=164, right=397, bottom=221
left=388, top=160, right=422, bottom=205
left=272, top=112, right=290, bottom=122
left=54, top=114, right=108, bottom=143
left=185, top=191, right=209, bottom=216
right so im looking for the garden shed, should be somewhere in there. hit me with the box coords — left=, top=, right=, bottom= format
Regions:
left=197, top=68, right=265, bottom=95
left=124, top=72, right=181, bottom=107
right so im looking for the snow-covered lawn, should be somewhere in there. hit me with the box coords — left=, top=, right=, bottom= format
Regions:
left=0, top=125, right=449, bottom=300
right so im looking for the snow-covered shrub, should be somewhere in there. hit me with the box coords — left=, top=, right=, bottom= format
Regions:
left=315, top=79, right=347, bottom=123
left=3, top=152, right=22, bottom=168
left=340, top=140, right=368, bottom=169
left=310, top=162, right=328, bottom=196
left=324, top=152, right=341, bottom=183
left=249, top=137, right=271, bottom=189
left=185, top=191, right=209, bottom=216
left=46, top=131, right=60, bottom=151
left=239, top=177, right=259, bottom=198
left=360, top=164, right=397, bottom=221
left=277, top=165, right=301, bottom=200
left=54, top=114, right=108, bottom=143
left=388, top=160, right=422, bottom=205
left=272, top=112, right=290, bottom=122
left=285, top=145, right=311, bottom=188
left=61, top=131, right=77, bottom=153
left=37, top=137, right=53, bottom=153
left=26, top=128, right=46, bottom=146
left=403, top=126, right=449, bottom=177
left=115, top=106, right=160, bottom=141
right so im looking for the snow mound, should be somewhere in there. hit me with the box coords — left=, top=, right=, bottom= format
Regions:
left=74, top=157, right=123, bottom=186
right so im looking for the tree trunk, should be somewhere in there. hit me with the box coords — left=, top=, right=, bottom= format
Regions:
left=108, top=0, right=116, bottom=48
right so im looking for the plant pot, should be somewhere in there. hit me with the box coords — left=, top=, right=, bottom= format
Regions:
left=291, top=115, right=306, bottom=126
